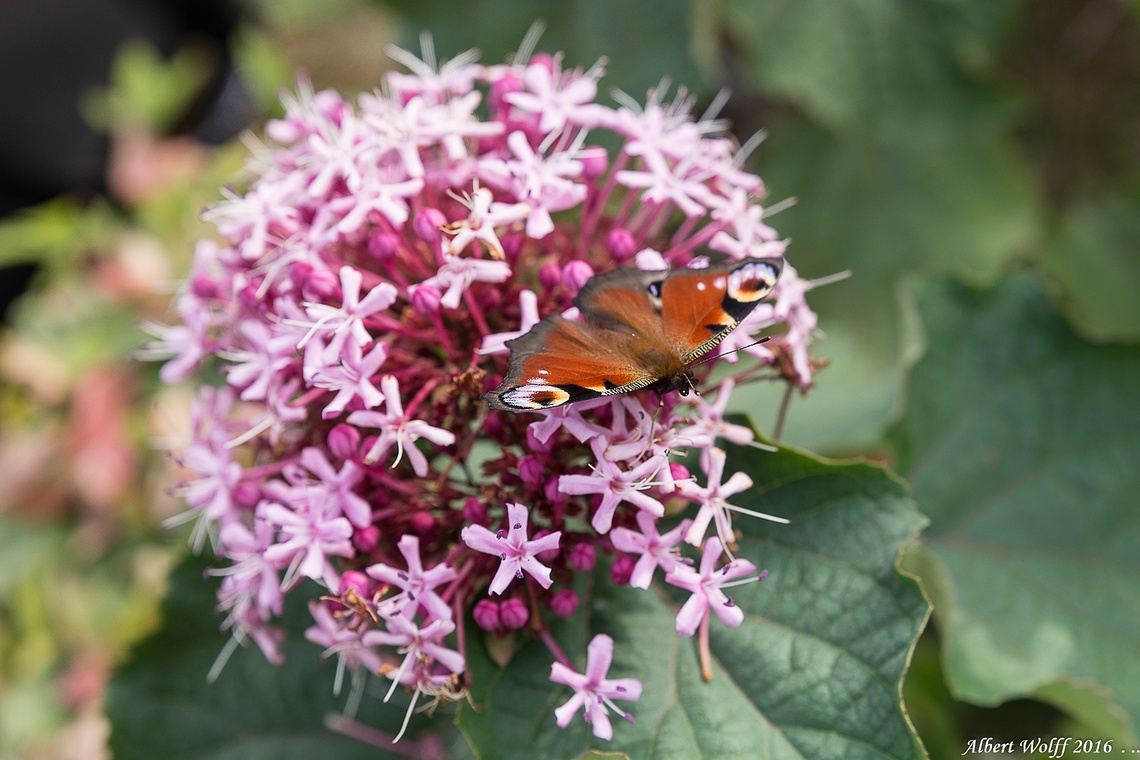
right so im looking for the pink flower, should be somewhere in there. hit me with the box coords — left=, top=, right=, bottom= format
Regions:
left=347, top=375, right=456, bottom=475
left=549, top=633, right=642, bottom=741
left=665, top=537, right=764, bottom=637
left=364, top=535, right=457, bottom=621
left=558, top=438, right=668, bottom=534
left=461, top=502, right=561, bottom=594
left=610, top=512, right=692, bottom=589
left=678, top=447, right=787, bottom=548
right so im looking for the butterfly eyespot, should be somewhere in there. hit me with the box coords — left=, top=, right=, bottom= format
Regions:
left=500, top=384, right=571, bottom=409
left=647, top=281, right=663, bottom=298
left=727, top=261, right=779, bottom=303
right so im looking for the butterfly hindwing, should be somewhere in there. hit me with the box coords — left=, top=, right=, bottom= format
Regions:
left=484, top=315, right=659, bottom=411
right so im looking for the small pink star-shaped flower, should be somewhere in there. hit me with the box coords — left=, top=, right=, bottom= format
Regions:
left=347, top=375, right=456, bottom=476
left=549, top=633, right=642, bottom=741
left=609, top=511, right=692, bottom=589
left=365, top=534, right=457, bottom=621
left=664, top=537, right=765, bottom=637
left=461, top=502, right=561, bottom=595
left=558, top=438, right=667, bottom=534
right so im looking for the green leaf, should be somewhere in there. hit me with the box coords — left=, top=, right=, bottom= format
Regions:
left=1039, top=190, right=1140, bottom=341
left=704, top=0, right=1015, bottom=130
left=107, top=555, right=453, bottom=760
left=374, top=0, right=704, bottom=101
left=738, top=119, right=1038, bottom=453
left=888, top=274, right=1140, bottom=743
left=459, top=444, right=929, bottom=759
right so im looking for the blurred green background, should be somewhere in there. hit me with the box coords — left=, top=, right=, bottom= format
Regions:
left=1, top=0, right=1137, bottom=758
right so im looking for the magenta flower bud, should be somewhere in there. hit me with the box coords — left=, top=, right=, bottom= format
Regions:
left=190, top=274, right=220, bottom=300
left=341, top=570, right=371, bottom=598
left=237, top=281, right=262, bottom=310
left=473, top=599, right=501, bottom=631
left=606, top=227, right=637, bottom=262
left=327, top=423, right=361, bottom=460
left=544, top=476, right=567, bottom=506
left=410, top=511, right=438, bottom=538
left=532, top=529, right=561, bottom=562
left=580, top=146, right=608, bottom=179
left=518, top=455, right=544, bottom=488
left=489, top=72, right=523, bottom=114
left=352, top=524, right=381, bottom=554
left=568, top=542, right=597, bottom=572
left=526, top=425, right=554, bottom=454
left=232, top=480, right=260, bottom=509
left=367, top=231, right=401, bottom=261
left=463, top=496, right=488, bottom=525
left=562, top=260, right=595, bottom=292
left=500, top=232, right=525, bottom=261
left=550, top=589, right=579, bottom=618
left=413, top=207, right=447, bottom=247
left=305, top=265, right=341, bottom=300
left=610, top=554, right=636, bottom=586
left=529, top=53, right=556, bottom=75
left=499, top=597, right=530, bottom=630
left=669, top=462, right=692, bottom=490
left=481, top=411, right=504, bottom=439
left=411, top=284, right=442, bottom=315
left=538, top=261, right=562, bottom=292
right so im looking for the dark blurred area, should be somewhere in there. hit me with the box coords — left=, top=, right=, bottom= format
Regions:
left=0, top=0, right=256, bottom=323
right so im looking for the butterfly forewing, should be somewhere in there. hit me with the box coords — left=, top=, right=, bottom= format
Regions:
left=661, top=258, right=782, bottom=362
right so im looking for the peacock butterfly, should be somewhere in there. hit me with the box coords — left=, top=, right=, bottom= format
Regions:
left=484, top=256, right=783, bottom=412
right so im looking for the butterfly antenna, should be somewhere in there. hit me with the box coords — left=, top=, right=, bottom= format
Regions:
left=690, top=336, right=771, bottom=368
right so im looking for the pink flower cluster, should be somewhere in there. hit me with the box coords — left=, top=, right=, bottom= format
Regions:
left=147, top=42, right=823, bottom=743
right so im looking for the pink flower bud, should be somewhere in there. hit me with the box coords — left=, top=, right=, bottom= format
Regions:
left=610, top=554, right=636, bottom=586
left=538, top=261, right=562, bottom=291
left=489, top=72, right=523, bottom=114
left=532, top=529, right=561, bottom=562
left=568, top=542, right=596, bottom=572
left=410, top=511, right=438, bottom=538
left=545, top=476, right=568, bottom=506
left=237, top=281, right=261, bottom=310
left=580, top=146, right=608, bottom=179
left=562, top=261, right=595, bottom=292
left=473, top=599, right=501, bottom=631
left=668, top=462, right=691, bottom=491
left=528, top=53, right=556, bottom=75
left=413, top=207, right=447, bottom=247
left=500, top=232, right=525, bottom=261
left=518, top=455, right=545, bottom=488
left=526, top=425, right=554, bottom=454
left=499, top=598, right=529, bottom=630
left=340, top=570, right=371, bottom=598
left=368, top=231, right=401, bottom=261
left=352, top=524, right=381, bottom=554
left=550, top=589, right=579, bottom=618
left=606, top=227, right=637, bottom=262
left=190, top=275, right=220, bottom=300
left=327, top=423, right=361, bottom=460
left=232, top=480, right=261, bottom=509
left=463, top=496, right=488, bottom=525
left=411, top=284, right=442, bottom=314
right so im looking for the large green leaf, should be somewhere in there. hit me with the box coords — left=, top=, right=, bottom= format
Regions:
left=106, top=555, right=455, bottom=760
left=704, top=0, right=1015, bottom=130
left=732, top=119, right=1038, bottom=453
left=459, top=444, right=929, bottom=759
left=888, top=274, right=1140, bottom=743
left=1039, top=189, right=1140, bottom=341
left=374, top=0, right=704, bottom=101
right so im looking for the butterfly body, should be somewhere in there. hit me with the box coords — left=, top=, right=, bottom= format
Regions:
left=484, top=257, right=783, bottom=412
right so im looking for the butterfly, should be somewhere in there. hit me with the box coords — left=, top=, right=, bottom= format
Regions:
left=484, top=256, right=783, bottom=412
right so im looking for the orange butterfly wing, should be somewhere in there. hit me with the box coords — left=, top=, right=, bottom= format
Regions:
left=483, top=257, right=783, bottom=412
